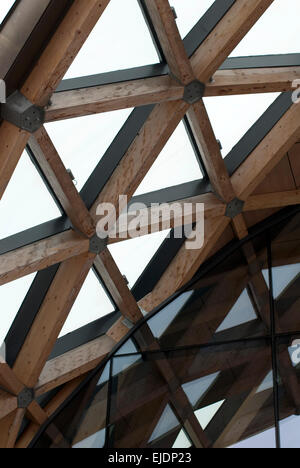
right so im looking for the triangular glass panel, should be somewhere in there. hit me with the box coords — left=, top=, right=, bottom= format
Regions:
left=172, top=430, right=192, bottom=449
left=149, top=404, right=180, bottom=443
left=59, top=270, right=114, bottom=337
left=229, top=427, right=276, bottom=449
left=182, top=372, right=220, bottom=408
left=230, top=0, right=300, bottom=56
left=45, top=108, right=133, bottom=192
left=108, top=229, right=170, bottom=289
left=0, top=150, right=61, bottom=240
left=0, top=273, right=36, bottom=346
left=204, top=93, right=280, bottom=158
left=135, top=121, right=202, bottom=196
left=64, top=0, right=159, bottom=79
left=256, top=371, right=273, bottom=394
left=216, top=289, right=257, bottom=333
left=170, top=0, right=215, bottom=39
left=73, top=428, right=106, bottom=449
left=262, top=263, right=300, bottom=299
left=195, top=400, right=225, bottom=430
left=0, top=0, right=15, bottom=25
left=148, top=291, right=194, bottom=339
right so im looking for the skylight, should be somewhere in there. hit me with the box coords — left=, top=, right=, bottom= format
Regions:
left=0, top=151, right=61, bottom=240
left=0, top=0, right=14, bottom=25
left=216, top=289, right=257, bottom=333
left=230, top=0, right=300, bottom=56
left=262, top=263, right=300, bottom=299
left=45, top=109, right=133, bottom=192
left=0, top=273, right=36, bottom=346
left=195, top=400, right=225, bottom=430
left=108, top=229, right=170, bottom=289
left=134, top=121, right=203, bottom=196
left=149, top=404, right=180, bottom=443
left=170, top=0, right=215, bottom=39
left=182, top=372, right=220, bottom=408
left=64, top=0, right=159, bottom=80
left=204, top=93, right=280, bottom=157
left=59, top=270, right=114, bottom=337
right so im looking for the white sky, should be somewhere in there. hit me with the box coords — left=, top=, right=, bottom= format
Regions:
left=0, top=0, right=300, bottom=448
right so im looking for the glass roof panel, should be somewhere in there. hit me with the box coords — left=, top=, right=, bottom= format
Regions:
left=0, top=0, right=15, bottom=25
left=149, top=404, right=180, bottom=443
left=108, top=229, right=170, bottom=289
left=230, top=0, right=300, bottom=56
left=59, top=270, right=114, bottom=337
left=172, top=430, right=192, bottom=449
left=64, top=0, right=159, bottom=80
left=216, top=289, right=257, bottom=333
left=73, top=428, right=106, bottom=449
left=0, top=150, right=61, bottom=240
left=170, top=0, right=215, bottom=39
left=263, top=263, right=300, bottom=299
left=195, top=400, right=225, bottom=430
left=148, top=291, right=194, bottom=339
left=182, top=372, right=220, bottom=408
left=0, top=273, right=36, bottom=347
left=135, top=121, right=202, bottom=196
left=204, top=93, right=280, bottom=158
left=256, top=371, right=273, bottom=394
left=45, top=109, right=133, bottom=192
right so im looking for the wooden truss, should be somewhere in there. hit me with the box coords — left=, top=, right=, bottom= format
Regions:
left=0, top=0, right=300, bottom=448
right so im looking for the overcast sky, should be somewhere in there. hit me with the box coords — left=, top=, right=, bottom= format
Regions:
left=0, top=0, right=300, bottom=447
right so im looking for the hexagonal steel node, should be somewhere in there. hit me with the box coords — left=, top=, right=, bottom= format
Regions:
left=183, top=80, right=205, bottom=104
left=0, top=90, right=45, bottom=133
left=89, top=234, right=108, bottom=254
left=225, top=198, right=245, bottom=219
left=18, top=388, right=35, bottom=409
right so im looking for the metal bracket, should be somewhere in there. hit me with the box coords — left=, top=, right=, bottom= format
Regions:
left=89, top=234, right=108, bottom=254
left=225, top=198, right=245, bottom=219
left=183, top=80, right=205, bottom=104
left=0, top=90, right=45, bottom=133
left=18, top=388, right=35, bottom=409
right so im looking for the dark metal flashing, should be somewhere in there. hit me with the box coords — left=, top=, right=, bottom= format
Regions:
left=129, top=179, right=212, bottom=209
left=80, top=105, right=155, bottom=210
left=0, top=216, right=71, bottom=257
left=225, top=91, right=294, bottom=176
left=220, top=53, right=300, bottom=70
left=49, top=311, right=121, bottom=360
left=5, top=264, right=61, bottom=367
left=183, top=0, right=236, bottom=58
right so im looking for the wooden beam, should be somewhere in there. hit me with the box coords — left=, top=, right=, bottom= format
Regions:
left=45, top=76, right=184, bottom=122
left=187, top=101, right=235, bottom=202
left=94, top=250, right=143, bottom=323
left=231, top=102, right=300, bottom=200
left=0, top=409, right=25, bottom=448
left=0, top=0, right=111, bottom=201
left=108, top=193, right=226, bottom=244
left=29, top=128, right=95, bottom=238
left=139, top=216, right=231, bottom=313
left=13, top=252, right=95, bottom=388
left=191, top=0, right=275, bottom=83
left=206, top=67, right=300, bottom=96
left=90, top=99, right=189, bottom=222
left=244, top=189, right=300, bottom=211
left=0, top=230, right=89, bottom=287
left=35, top=335, right=115, bottom=396
left=143, top=0, right=194, bottom=84
left=0, top=358, right=24, bottom=396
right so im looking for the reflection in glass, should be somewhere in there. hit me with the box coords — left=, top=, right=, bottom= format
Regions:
left=216, top=289, right=257, bottom=332
left=149, top=405, right=180, bottom=443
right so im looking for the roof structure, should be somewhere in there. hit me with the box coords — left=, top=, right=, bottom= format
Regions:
left=0, top=0, right=300, bottom=448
